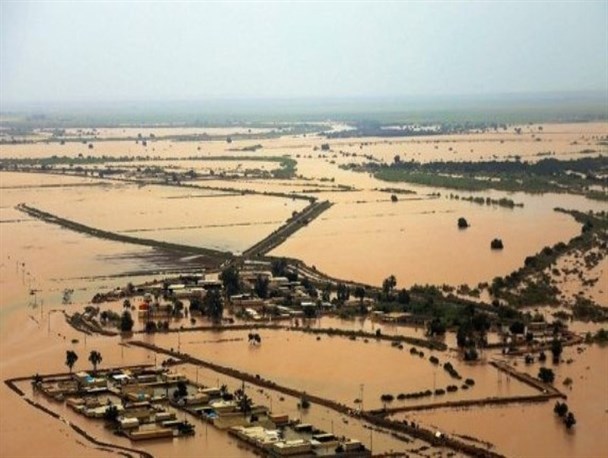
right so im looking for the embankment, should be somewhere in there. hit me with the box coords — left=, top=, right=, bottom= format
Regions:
left=16, top=203, right=231, bottom=265
left=242, top=200, right=333, bottom=257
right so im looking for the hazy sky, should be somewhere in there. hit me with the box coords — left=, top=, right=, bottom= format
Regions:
left=1, top=1, right=607, bottom=107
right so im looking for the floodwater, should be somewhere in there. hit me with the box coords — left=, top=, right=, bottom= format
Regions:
left=1, top=171, right=307, bottom=253
left=1, top=122, right=607, bottom=457
left=150, top=328, right=538, bottom=411
left=272, top=190, right=584, bottom=287
left=403, top=345, right=608, bottom=457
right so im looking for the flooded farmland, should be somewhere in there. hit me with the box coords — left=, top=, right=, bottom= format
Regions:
left=1, top=121, right=607, bottom=458
left=3, top=2, right=608, bottom=456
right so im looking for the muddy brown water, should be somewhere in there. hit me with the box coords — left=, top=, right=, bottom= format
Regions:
left=1, top=124, right=607, bottom=457
left=403, top=345, right=608, bottom=458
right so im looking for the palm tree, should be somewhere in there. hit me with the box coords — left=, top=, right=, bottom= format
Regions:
left=65, top=350, right=78, bottom=373
left=88, top=350, right=102, bottom=373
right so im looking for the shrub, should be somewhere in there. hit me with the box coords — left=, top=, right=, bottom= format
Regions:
left=538, top=367, right=555, bottom=384
left=491, top=238, right=504, bottom=250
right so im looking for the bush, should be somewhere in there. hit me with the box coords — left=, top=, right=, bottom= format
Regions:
left=380, top=394, right=395, bottom=403
left=564, top=412, right=576, bottom=429
left=491, top=238, right=504, bottom=250
left=538, top=367, right=555, bottom=384
left=464, top=348, right=478, bottom=361
left=554, top=402, right=568, bottom=417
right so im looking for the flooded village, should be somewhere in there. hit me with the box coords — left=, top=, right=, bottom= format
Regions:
left=1, top=2, right=607, bottom=458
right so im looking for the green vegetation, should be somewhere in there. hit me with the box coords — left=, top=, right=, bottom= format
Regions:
left=103, top=405, right=120, bottom=425
left=343, top=156, right=608, bottom=199
left=120, top=310, right=134, bottom=332
left=202, top=289, right=224, bottom=323
left=584, top=328, right=608, bottom=344
left=88, top=350, right=103, bottom=373
left=538, top=367, right=555, bottom=384
left=220, top=265, right=241, bottom=296
left=489, top=209, right=607, bottom=309
left=65, top=350, right=78, bottom=373
left=554, top=402, right=577, bottom=429
left=0, top=154, right=298, bottom=180
left=490, top=239, right=504, bottom=250
left=551, top=338, right=563, bottom=363
left=449, top=193, right=523, bottom=209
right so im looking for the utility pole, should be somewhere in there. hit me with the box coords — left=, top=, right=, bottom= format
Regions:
left=359, top=384, right=364, bottom=412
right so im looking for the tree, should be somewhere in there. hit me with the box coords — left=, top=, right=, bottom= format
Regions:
left=457, top=217, right=469, bottom=229
left=464, top=348, right=479, bottom=361
left=248, top=333, right=262, bottom=345
left=427, top=318, right=446, bottom=336
left=235, top=389, right=253, bottom=418
left=393, top=155, right=401, bottom=164
left=382, top=275, right=397, bottom=299
left=88, top=350, right=102, bottom=373
left=509, top=321, right=525, bottom=335
left=336, top=283, right=350, bottom=302
left=175, top=380, right=188, bottom=398
left=457, top=323, right=472, bottom=348
left=172, top=300, right=184, bottom=316
left=564, top=412, right=576, bottom=429
left=123, top=299, right=131, bottom=309
left=554, top=401, right=568, bottom=417
left=271, top=258, right=288, bottom=277
left=145, top=321, right=158, bottom=333
left=120, top=310, right=134, bottom=332
left=220, top=265, right=240, bottom=296
left=390, top=194, right=398, bottom=202
left=551, top=338, right=563, bottom=363
left=491, top=238, right=504, bottom=250
left=65, top=350, right=78, bottom=373
left=254, top=275, right=269, bottom=299
left=203, top=289, right=224, bottom=323
left=321, top=283, right=331, bottom=302
left=397, top=289, right=410, bottom=305
left=472, top=313, right=491, bottom=333
left=189, top=295, right=203, bottom=313
left=526, top=332, right=534, bottom=343
left=354, top=286, right=366, bottom=302
left=303, top=305, right=317, bottom=319
left=538, top=367, right=555, bottom=384
left=103, top=404, right=119, bottom=425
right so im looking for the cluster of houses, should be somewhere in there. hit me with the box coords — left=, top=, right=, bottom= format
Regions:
left=34, top=365, right=369, bottom=456
left=231, top=422, right=370, bottom=457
